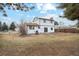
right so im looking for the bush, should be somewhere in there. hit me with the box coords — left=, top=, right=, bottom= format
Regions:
left=55, top=28, right=79, bottom=33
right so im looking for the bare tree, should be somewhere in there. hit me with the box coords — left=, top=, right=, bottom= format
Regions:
left=19, top=20, right=27, bottom=35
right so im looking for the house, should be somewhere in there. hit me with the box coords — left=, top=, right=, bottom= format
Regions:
left=24, top=17, right=55, bottom=34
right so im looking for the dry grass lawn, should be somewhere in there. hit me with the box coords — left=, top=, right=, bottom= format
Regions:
left=0, top=32, right=79, bottom=56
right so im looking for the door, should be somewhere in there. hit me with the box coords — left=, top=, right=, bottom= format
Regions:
left=44, top=27, right=48, bottom=32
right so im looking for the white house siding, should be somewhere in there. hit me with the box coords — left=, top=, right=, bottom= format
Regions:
left=25, top=17, right=55, bottom=34
left=34, top=18, right=54, bottom=33
left=26, top=25, right=54, bottom=34
left=26, top=26, right=38, bottom=34
left=38, top=25, right=54, bottom=33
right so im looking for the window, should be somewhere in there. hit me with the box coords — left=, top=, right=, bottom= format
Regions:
left=29, top=26, right=32, bottom=29
left=51, top=20, right=53, bottom=23
left=38, top=26, right=40, bottom=29
left=29, top=26, right=34, bottom=30
left=44, top=27, right=48, bottom=32
left=33, top=27, right=34, bottom=29
left=44, top=20, right=46, bottom=23
left=51, top=28, right=53, bottom=30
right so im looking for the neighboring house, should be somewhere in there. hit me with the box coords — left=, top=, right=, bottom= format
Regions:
left=24, top=17, right=55, bottom=34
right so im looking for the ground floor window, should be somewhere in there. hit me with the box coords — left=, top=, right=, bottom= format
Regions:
left=29, top=26, right=34, bottom=30
left=44, top=27, right=48, bottom=32
left=51, top=28, right=53, bottom=30
left=33, top=27, right=34, bottom=29
left=38, top=26, right=40, bottom=29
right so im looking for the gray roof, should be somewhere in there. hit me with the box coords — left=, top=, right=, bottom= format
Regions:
left=33, top=17, right=54, bottom=21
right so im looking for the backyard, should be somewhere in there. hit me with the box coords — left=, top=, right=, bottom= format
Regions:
left=0, top=32, right=79, bottom=56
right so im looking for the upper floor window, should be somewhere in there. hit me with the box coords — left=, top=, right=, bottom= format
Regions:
left=44, top=20, right=46, bottom=23
left=51, top=20, right=53, bottom=23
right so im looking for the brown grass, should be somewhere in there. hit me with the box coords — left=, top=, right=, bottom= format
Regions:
left=0, top=33, right=79, bottom=56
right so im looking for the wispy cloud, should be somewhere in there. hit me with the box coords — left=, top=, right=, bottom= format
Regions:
left=46, top=14, right=77, bottom=26
left=36, top=3, right=57, bottom=13
left=0, top=3, right=77, bottom=26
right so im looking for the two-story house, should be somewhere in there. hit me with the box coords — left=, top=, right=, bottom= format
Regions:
left=24, top=17, right=55, bottom=34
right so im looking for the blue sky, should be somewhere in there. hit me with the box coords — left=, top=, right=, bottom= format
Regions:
left=0, top=3, right=77, bottom=26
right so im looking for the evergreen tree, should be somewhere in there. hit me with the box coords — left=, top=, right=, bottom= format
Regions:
left=9, top=22, right=16, bottom=31
left=2, top=22, right=8, bottom=31
left=57, top=3, right=79, bottom=27
left=0, top=21, right=2, bottom=31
